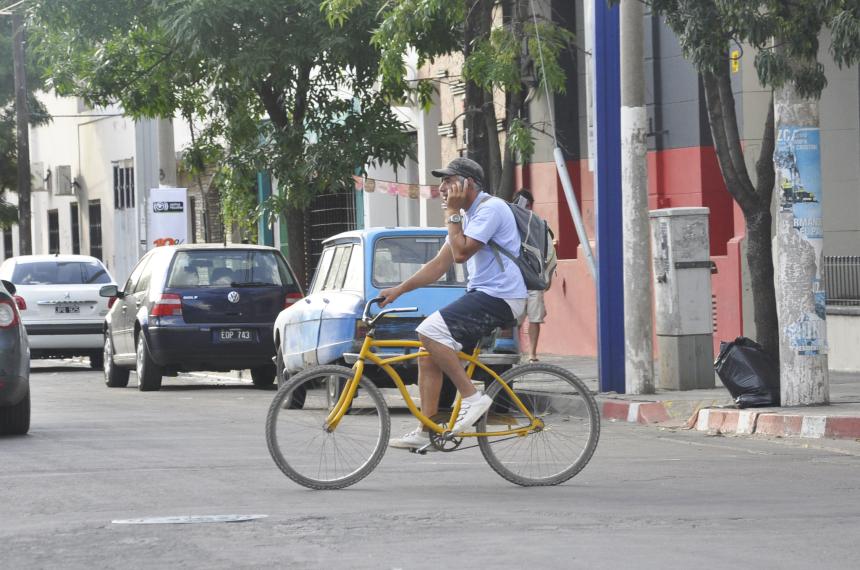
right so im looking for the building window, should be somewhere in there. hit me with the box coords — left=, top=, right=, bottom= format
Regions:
left=189, top=196, right=197, bottom=243
left=48, top=209, right=60, bottom=254
left=113, top=163, right=135, bottom=210
left=2, top=228, right=12, bottom=259
left=70, top=203, right=80, bottom=254
left=89, top=200, right=102, bottom=260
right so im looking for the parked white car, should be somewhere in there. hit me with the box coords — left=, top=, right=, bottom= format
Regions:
left=0, top=255, right=116, bottom=369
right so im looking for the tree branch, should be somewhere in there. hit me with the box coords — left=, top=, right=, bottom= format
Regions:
left=702, top=70, right=757, bottom=215
left=755, top=92, right=775, bottom=207
left=715, top=59, right=756, bottom=193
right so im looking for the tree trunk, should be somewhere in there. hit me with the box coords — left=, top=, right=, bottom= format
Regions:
left=12, top=13, right=31, bottom=255
left=701, top=64, right=779, bottom=363
left=464, top=0, right=493, bottom=182
left=284, top=206, right=308, bottom=288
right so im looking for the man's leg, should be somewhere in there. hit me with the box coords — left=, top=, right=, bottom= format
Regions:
left=416, top=346, right=444, bottom=422
left=528, top=321, right=541, bottom=361
left=420, top=334, right=478, bottom=398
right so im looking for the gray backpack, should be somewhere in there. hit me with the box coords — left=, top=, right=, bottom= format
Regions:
left=479, top=197, right=558, bottom=291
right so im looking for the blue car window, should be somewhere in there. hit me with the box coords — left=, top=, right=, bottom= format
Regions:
left=341, top=245, right=363, bottom=292
left=310, top=247, right=335, bottom=294
left=372, top=237, right=468, bottom=288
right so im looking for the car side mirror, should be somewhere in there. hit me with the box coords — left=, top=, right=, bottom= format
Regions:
left=1, top=279, right=15, bottom=295
left=100, top=284, right=120, bottom=298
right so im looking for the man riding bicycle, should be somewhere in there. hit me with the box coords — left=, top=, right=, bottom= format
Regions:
left=379, top=157, right=527, bottom=449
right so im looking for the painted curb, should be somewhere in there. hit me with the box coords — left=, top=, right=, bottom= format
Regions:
left=691, top=408, right=860, bottom=440
left=601, top=400, right=671, bottom=424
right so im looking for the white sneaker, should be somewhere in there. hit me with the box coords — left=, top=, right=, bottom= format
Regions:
left=389, top=427, right=433, bottom=450
left=452, top=394, right=494, bottom=434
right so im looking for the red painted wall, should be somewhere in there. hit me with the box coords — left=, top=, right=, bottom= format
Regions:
left=516, top=148, right=744, bottom=357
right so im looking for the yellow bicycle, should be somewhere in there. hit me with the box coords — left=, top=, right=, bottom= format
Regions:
left=266, top=298, right=600, bottom=489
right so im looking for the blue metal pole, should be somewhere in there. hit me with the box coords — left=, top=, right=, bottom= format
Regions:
left=594, top=0, right=626, bottom=393
left=257, top=172, right=274, bottom=246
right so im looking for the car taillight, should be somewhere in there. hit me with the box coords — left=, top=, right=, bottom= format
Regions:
left=13, top=295, right=26, bottom=310
left=107, top=296, right=117, bottom=309
left=0, top=299, right=19, bottom=328
left=150, top=293, right=182, bottom=317
left=284, top=291, right=303, bottom=308
left=355, top=319, right=368, bottom=339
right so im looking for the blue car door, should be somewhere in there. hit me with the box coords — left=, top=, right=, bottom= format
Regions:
left=281, top=247, right=336, bottom=372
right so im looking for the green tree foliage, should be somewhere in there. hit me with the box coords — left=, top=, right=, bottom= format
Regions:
left=644, top=0, right=860, bottom=361
left=32, top=0, right=415, bottom=281
left=324, top=0, right=575, bottom=199
left=0, top=16, right=49, bottom=228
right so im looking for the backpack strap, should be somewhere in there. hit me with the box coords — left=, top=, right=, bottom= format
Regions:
left=473, top=195, right=506, bottom=271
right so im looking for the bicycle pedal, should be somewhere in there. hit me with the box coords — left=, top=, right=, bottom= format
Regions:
left=409, top=447, right=428, bottom=455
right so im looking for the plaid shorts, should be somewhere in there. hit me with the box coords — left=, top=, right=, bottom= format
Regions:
left=416, top=290, right=515, bottom=353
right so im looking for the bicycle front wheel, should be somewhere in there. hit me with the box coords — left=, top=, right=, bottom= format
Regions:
left=266, top=365, right=390, bottom=490
left=477, top=363, right=600, bottom=486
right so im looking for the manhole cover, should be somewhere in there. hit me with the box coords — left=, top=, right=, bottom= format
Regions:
left=112, top=514, right=268, bottom=525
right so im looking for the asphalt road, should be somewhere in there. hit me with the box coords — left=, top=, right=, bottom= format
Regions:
left=2, top=361, right=859, bottom=569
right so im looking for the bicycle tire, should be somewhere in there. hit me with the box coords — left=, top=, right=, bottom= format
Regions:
left=266, top=365, right=390, bottom=490
left=477, top=363, right=600, bottom=486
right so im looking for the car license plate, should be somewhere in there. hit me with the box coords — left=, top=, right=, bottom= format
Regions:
left=55, top=305, right=80, bottom=314
left=216, top=328, right=255, bottom=343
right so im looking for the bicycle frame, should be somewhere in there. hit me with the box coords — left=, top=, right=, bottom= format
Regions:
left=324, top=333, right=539, bottom=437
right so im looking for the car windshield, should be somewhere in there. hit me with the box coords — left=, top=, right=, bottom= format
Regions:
left=372, top=236, right=467, bottom=287
left=166, top=250, right=295, bottom=288
left=11, top=260, right=112, bottom=285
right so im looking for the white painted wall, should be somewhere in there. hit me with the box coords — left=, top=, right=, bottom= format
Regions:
left=826, top=312, right=860, bottom=371
left=21, top=93, right=177, bottom=285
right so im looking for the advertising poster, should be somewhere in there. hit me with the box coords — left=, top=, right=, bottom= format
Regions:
left=774, top=126, right=825, bottom=355
left=147, top=187, right=188, bottom=249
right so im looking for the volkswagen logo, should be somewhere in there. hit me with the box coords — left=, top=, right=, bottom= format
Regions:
left=227, top=291, right=240, bottom=304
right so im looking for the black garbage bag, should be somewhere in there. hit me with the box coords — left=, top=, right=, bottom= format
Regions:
left=714, top=337, right=779, bottom=408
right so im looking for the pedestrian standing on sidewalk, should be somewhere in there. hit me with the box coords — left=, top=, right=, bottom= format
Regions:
left=512, top=188, right=553, bottom=363
left=379, top=157, right=527, bottom=450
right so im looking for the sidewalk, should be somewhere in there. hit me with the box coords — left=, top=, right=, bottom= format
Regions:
left=539, top=354, right=860, bottom=442
left=183, top=354, right=860, bottom=442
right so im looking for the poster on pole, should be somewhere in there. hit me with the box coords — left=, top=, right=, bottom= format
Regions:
left=774, top=126, right=825, bottom=355
left=147, top=187, right=188, bottom=249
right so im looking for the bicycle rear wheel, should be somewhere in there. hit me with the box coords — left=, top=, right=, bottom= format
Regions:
left=266, top=365, right=390, bottom=490
left=477, top=363, right=600, bottom=486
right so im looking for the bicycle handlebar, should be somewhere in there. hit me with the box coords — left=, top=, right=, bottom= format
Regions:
left=362, top=296, right=418, bottom=326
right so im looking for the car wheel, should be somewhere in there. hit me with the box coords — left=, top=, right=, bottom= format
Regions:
left=275, top=345, right=290, bottom=389
left=136, top=334, right=163, bottom=392
left=0, top=389, right=30, bottom=436
left=251, top=362, right=276, bottom=388
left=104, top=334, right=130, bottom=388
left=89, top=350, right=104, bottom=370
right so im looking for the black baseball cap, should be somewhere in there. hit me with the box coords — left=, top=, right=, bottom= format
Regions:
left=431, top=157, right=485, bottom=186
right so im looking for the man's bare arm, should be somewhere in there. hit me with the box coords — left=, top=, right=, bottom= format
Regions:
left=378, top=246, right=455, bottom=306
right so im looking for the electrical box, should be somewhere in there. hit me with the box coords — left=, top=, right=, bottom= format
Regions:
left=54, top=165, right=74, bottom=196
left=649, top=207, right=715, bottom=390
left=31, top=162, right=46, bottom=192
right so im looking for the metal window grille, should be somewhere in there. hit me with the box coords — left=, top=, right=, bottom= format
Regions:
left=306, top=191, right=357, bottom=285
left=48, top=209, right=60, bottom=254
left=824, top=256, right=860, bottom=306
left=70, top=203, right=80, bottom=254
left=2, top=228, right=12, bottom=259
left=89, top=200, right=103, bottom=260
left=189, top=196, right=197, bottom=243
left=113, top=165, right=134, bottom=210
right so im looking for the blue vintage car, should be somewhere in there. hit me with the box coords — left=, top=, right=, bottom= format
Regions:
left=272, top=227, right=520, bottom=400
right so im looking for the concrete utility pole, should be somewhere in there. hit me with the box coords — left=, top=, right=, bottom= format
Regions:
left=773, top=87, right=829, bottom=406
left=12, top=12, right=32, bottom=255
left=619, top=0, right=653, bottom=394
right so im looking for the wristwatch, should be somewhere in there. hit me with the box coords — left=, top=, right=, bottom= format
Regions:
left=447, top=214, right=463, bottom=224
